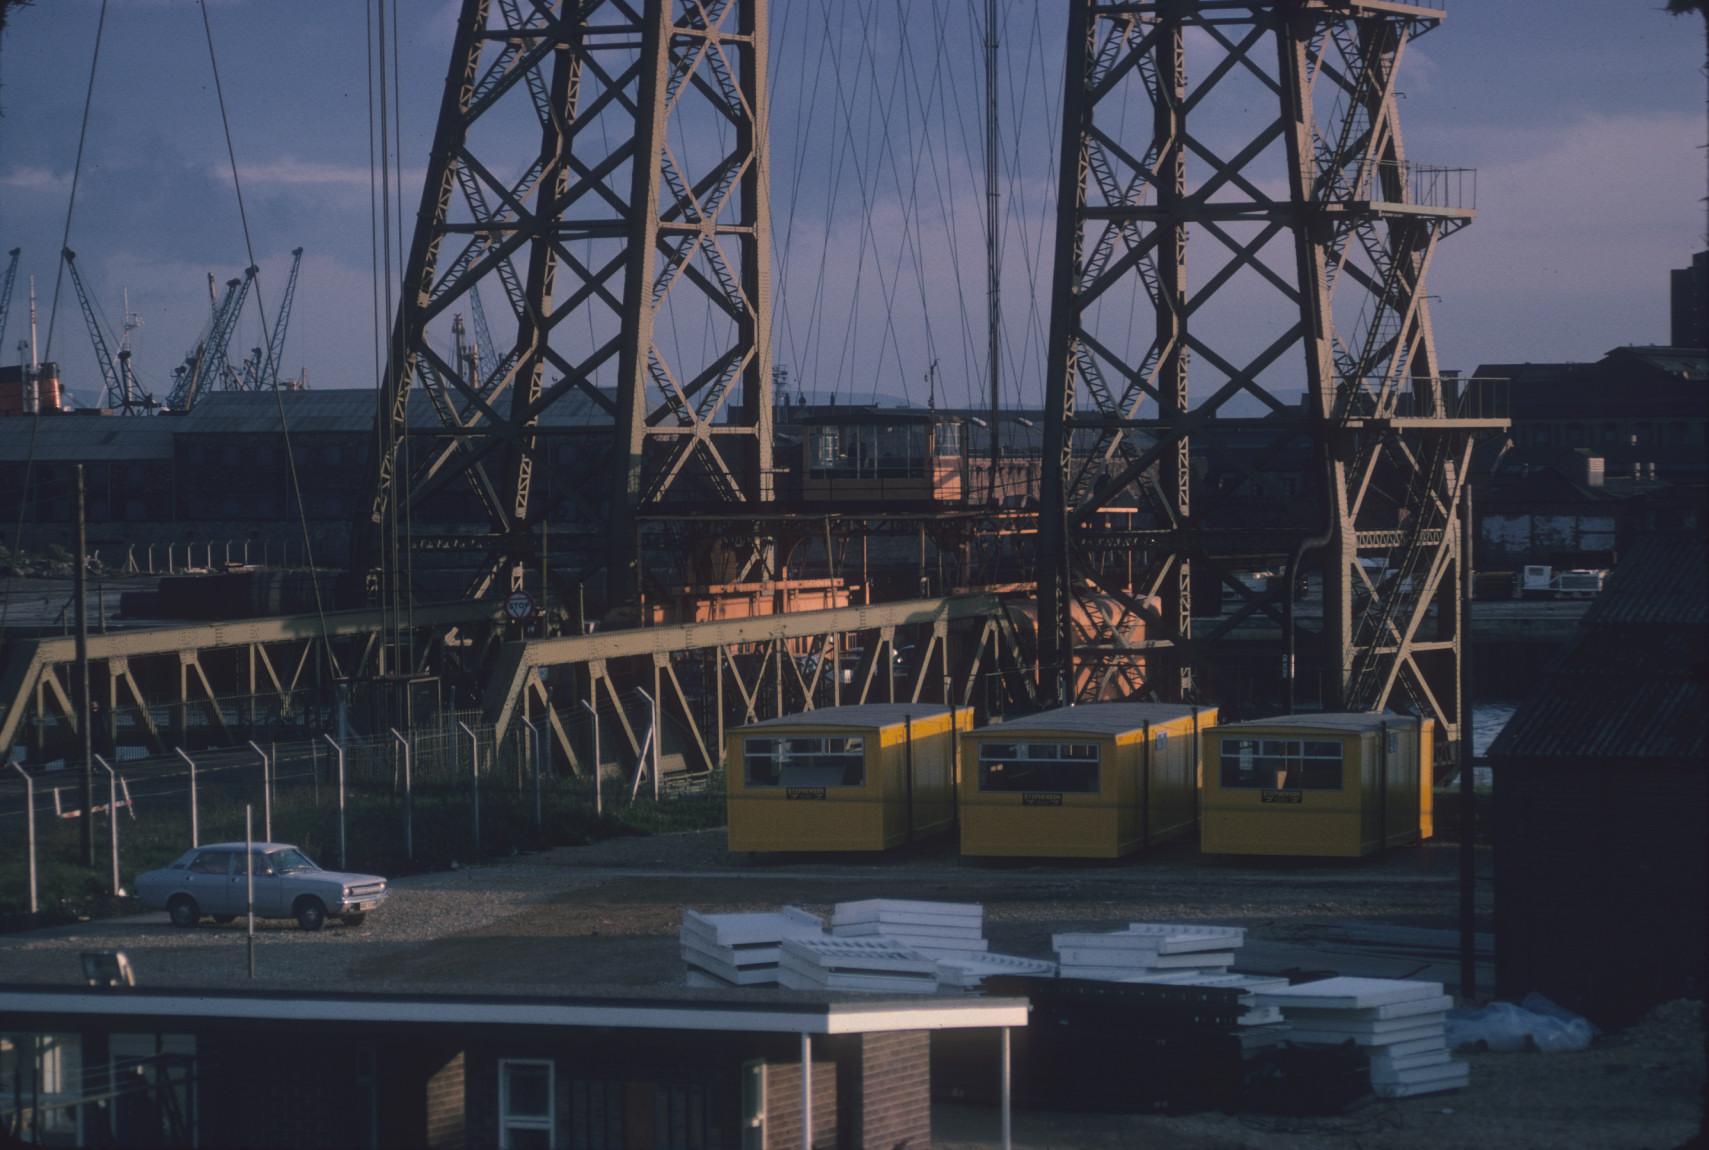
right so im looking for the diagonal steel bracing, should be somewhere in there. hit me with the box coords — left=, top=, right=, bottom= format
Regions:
left=360, top=0, right=772, bottom=619
left=1042, top=0, right=1499, bottom=768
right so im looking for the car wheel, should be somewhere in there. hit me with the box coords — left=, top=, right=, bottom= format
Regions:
left=342, top=913, right=367, bottom=927
left=212, top=914, right=236, bottom=925
left=294, top=897, right=327, bottom=932
left=167, top=896, right=200, bottom=928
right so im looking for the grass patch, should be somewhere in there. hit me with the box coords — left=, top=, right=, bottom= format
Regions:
left=0, top=778, right=726, bottom=923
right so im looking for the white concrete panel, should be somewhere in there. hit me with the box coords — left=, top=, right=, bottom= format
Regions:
left=1251, top=977, right=1443, bottom=1010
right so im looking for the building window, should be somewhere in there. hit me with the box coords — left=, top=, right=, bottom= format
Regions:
left=500, top=1059, right=555, bottom=1150
left=978, top=741, right=1101, bottom=793
left=109, top=1033, right=197, bottom=1147
left=743, top=736, right=866, bottom=787
left=1, top=1033, right=85, bottom=1146
left=1220, top=738, right=1344, bottom=790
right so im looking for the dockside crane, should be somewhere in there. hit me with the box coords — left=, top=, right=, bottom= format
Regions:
left=167, top=265, right=256, bottom=411
left=260, top=246, right=303, bottom=390
left=63, top=247, right=154, bottom=414
left=0, top=247, right=19, bottom=357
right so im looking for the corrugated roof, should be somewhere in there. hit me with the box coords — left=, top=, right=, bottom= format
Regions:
left=977, top=702, right=1206, bottom=736
left=176, top=387, right=615, bottom=434
left=1488, top=629, right=1706, bottom=762
left=1216, top=712, right=1419, bottom=735
left=1491, top=531, right=1708, bottom=763
left=1582, top=533, right=1708, bottom=627
left=0, top=416, right=175, bottom=462
left=736, top=703, right=964, bottom=731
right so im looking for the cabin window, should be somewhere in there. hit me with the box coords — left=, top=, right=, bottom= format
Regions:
left=1220, top=738, right=1344, bottom=790
left=108, top=1033, right=198, bottom=1146
left=743, top=735, right=866, bottom=787
left=1, top=1033, right=85, bottom=1145
left=978, top=741, right=1100, bottom=793
left=500, top=1059, right=555, bottom=1150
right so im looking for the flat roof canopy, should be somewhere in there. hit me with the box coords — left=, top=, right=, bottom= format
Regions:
left=736, top=703, right=966, bottom=733
left=0, top=985, right=1028, bottom=1037
left=1216, top=712, right=1421, bottom=734
left=977, top=702, right=1208, bottom=736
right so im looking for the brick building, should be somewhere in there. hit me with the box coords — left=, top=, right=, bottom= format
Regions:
left=0, top=984, right=1023, bottom=1148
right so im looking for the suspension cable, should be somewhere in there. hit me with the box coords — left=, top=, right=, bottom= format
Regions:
left=2, top=0, right=107, bottom=649
left=198, top=0, right=339, bottom=677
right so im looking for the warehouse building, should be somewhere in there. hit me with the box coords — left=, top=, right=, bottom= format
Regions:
left=1490, top=531, right=1708, bottom=1026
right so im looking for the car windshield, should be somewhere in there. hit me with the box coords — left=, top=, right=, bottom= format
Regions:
left=268, top=848, right=318, bottom=874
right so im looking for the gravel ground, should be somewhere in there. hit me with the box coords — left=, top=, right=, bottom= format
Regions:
left=2, top=830, right=1700, bottom=1148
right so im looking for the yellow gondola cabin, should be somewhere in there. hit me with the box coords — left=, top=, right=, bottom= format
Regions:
left=958, top=703, right=1218, bottom=859
left=725, top=703, right=973, bottom=853
left=1200, top=712, right=1435, bottom=858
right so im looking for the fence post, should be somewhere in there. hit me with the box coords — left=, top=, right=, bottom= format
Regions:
left=521, top=715, right=542, bottom=831
left=249, top=740, right=271, bottom=841
left=93, top=754, right=121, bottom=896
left=458, top=720, right=480, bottom=857
left=580, top=699, right=602, bottom=817
left=245, top=805, right=256, bottom=980
left=9, top=762, right=37, bottom=915
left=391, top=727, right=413, bottom=862
left=175, top=747, right=199, bottom=847
left=322, top=734, right=346, bottom=870
left=636, top=688, right=660, bottom=802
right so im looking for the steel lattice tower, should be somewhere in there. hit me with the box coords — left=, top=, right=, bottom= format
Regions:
left=1040, top=0, right=1501, bottom=767
left=360, top=0, right=772, bottom=615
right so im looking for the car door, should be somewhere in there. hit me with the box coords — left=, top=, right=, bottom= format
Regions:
left=184, top=849, right=236, bottom=914
left=241, top=850, right=286, bottom=917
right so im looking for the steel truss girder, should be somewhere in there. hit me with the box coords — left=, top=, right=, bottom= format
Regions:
left=1043, top=0, right=1494, bottom=765
left=484, top=594, right=1029, bottom=779
left=360, top=0, right=773, bottom=613
left=0, top=602, right=505, bottom=759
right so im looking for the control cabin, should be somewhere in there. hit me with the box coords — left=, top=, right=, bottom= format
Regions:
left=958, top=703, right=1217, bottom=860
left=726, top=703, right=972, bottom=853
left=1200, top=712, right=1435, bottom=858
left=798, top=410, right=964, bottom=505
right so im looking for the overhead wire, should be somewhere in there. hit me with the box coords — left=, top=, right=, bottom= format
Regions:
left=1, top=0, right=107, bottom=653
left=196, top=0, right=340, bottom=677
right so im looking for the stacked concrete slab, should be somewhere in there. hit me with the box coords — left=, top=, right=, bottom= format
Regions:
left=1249, top=977, right=1467, bottom=1097
left=680, top=907, right=825, bottom=987
left=1053, top=923, right=1245, bottom=982
left=830, top=899, right=988, bottom=958
left=778, top=937, right=943, bottom=994
left=933, top=952, right=1058, bottom=990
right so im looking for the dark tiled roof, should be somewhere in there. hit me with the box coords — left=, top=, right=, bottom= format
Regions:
left=0, top=416, right=176, bottom=462
left=1582, top=533, right=1708, bottom=627
left=1490, top=533, right=1708, bottom=763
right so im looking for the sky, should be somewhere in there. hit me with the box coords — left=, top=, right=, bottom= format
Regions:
left=0, top=0, right=1701, bottom=415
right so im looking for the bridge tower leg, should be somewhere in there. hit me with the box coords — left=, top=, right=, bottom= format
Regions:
left=1040, top=0, right=1497, bottom=769
left=360, top=0, right=773, bottom=623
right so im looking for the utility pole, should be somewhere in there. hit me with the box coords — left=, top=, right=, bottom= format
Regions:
left=984, top=0, right=1001, bottom=505
left=75, top=464, right=94, bottom=867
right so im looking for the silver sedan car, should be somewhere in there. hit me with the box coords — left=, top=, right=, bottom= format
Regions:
left=134, top=843, right=389, bottom=931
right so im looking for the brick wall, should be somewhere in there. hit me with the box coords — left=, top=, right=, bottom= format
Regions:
left=425, top=1050, right=468, bottom=1150
left=849, top=1032, right=930, bottom=1150
left=763, top=1058, right=838, bottom=1150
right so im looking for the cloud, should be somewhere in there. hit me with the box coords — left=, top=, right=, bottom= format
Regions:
left=1429, top=110, right=1703, bottom=363
left=0, top=166, right=71, bottom=193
